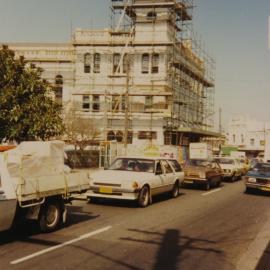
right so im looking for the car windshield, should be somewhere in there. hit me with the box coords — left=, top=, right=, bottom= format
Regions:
left=109, top=158, right=155, bottom=173
left=188, top=159, right=211, bottom=167
left=252, top=163, right=270, bottom=172
left=215, top=158, right=234, bottom=165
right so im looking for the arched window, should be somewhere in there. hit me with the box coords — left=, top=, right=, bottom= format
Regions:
left=113, top=53, right=121, bottom=73
left=93, top=53, right=101, bottom=73
left=107, top=131, right=115, bottom=141
left=142, top=53, right=149, bottom=74
left=116, top=131, right=123, bottom=142
left=152, top=53, right=159, bottom=73
left=147, top=11, right=157, bottom=20
left=84, top=53, right=91, bottom=73
left=54, top=75, right=63, bottom=105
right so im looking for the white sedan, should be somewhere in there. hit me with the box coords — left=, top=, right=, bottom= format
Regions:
left=87, top=157, right=184, bottom=207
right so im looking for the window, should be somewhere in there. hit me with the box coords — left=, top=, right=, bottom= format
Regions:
left=92, top=95, right=100, bottom=112
left=121, top=96, right=126, bottom=112
left=151, top=53, right=159, bottom=73
left=127, top=131, right=133, bottom=144
left=250, top=138, right=255, bottom=146
left=93, top=53, right=101, bottom=73
left=113, top=53, right=121, bottom=73
left=54, top=75, right=63, bottom=105
left=138, top=131, right=157, bottom=140
left=107, top=131, right=115, bottom=141
left=233, top=134, right=236, bottom=144
left=260, top=140, right=265, bottom=146
left=156, top=162, right=163, bottom=175
left=142, top=53, right=149, bottom=74
left=147, top=11, right=157, bottom=20
left=82, top=95, right=90, bottom=110
left=168, top=160, right=182, bottom=172
left=123, top=54, right=129, bottom=74
left=145, top=96, right=153, bottom=110
left=84, top=53, right=91, bottom=73
left=161, top=160, right=173, bottom=174
left=116, top=131, right=123, bottom=142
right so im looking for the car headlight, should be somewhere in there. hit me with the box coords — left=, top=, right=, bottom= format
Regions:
left=248, top=177, right=256, bottom=183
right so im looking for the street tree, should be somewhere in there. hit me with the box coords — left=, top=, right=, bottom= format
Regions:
left=0, top=45, right=64, bottom=142
left=64, top=106, right=101, bottom=150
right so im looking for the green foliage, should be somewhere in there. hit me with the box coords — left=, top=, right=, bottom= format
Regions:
left=0, top=45, right=64, bottom=142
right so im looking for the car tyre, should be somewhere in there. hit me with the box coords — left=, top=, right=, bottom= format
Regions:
left=171, top=181, right=180, bottom=198
left=205, top=180, right=211, bottom=191
left=216, top=178, right=221, bottom=187
left=90, top=197, right=100, bottom=204
left=245, top=187, right=254, bottom=194
left=231, top=174, right=237, bottom=182
left=138, top=186, right=150, bottom=208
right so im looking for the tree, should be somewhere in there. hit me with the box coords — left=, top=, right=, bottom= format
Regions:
left=0, top=45, right=64, bottom=142
left=64, top=106, right=101, bottom=150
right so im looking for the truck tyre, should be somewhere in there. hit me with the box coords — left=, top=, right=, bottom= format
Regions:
left=171, top=181, right=180, bottom=198
left=138, top=186, right=150, bottom=208
left=39, top=201, right=62, bottom=233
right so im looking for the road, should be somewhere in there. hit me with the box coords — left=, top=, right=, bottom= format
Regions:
left=0, top=180, right=269, bottom=270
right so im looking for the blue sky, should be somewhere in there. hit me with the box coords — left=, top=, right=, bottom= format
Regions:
left=0, top=0, right=269, bottom=128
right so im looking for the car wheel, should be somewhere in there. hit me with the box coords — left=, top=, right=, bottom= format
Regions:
left=216, top=178, right=221, bottom=187
left=231, top=174, right=237, bottom=182
left=39, top=201, right=62, bottom=233
left=171, top=181, right=180, bottom=198
left=90, top=197, right=100, bottom=204
left=138, top=186, right=150, bottom=207
left=245, top=187, right=253, bottom=194
left=205, top=180, right=211, bottom=191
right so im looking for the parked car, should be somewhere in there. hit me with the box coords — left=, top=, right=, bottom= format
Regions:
left=238, top=158, right=250, bottom=175
left=214, top=157, right=242, bottom=182
left=87, top=157, right=184, bottom=207
left=183, top=159, right=223, bottom=190
left=245, top=162, right=270, bottom=193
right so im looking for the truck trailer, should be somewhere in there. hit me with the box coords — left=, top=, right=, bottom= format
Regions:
left=0, top=141, right=90, bottom=233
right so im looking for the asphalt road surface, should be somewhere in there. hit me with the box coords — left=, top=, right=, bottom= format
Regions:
left=0, top=180, right=269, bottom=270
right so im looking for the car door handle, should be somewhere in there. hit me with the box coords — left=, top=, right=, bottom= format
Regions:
left=0, top=190, right=4, bottom=195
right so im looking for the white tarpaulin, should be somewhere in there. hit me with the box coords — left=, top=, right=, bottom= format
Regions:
left=6, top=141, right=65, bottom=179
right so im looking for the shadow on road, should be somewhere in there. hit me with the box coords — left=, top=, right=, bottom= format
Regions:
left=66, top=205, right=99, bottom=228
left=256, top=241, right=270, bottom=270
left=0, top=206, right=99, bottom=246
left=120, top=228, right=223, bottom=270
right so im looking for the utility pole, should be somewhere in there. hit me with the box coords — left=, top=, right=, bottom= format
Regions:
left=123, top=56, right=130, bottom=155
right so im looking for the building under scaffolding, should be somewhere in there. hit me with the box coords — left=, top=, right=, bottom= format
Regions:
left=5, top=0, right=219, bottom=147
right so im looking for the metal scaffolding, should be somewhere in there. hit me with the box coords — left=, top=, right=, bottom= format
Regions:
left=109, top=0, right=216, bottom=145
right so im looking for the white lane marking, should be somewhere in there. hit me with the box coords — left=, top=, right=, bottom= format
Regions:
left=10, top=226, right=112, bottom=265
left=202, top=188, right=222, bottom=196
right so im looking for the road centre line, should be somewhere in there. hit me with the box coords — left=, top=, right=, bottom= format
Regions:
left=202, top=188, right=222, bottom=196
left=10, top=226, right=112, bottom=265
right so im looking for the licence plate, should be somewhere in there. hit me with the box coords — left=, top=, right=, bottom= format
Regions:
left=99, top=187, right=113, bottom=194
